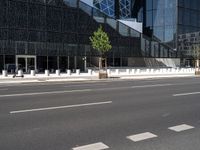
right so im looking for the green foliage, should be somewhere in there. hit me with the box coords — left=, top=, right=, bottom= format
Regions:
left=89, top=26, right=112, bottom=56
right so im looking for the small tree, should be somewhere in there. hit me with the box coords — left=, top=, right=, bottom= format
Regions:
left=191, top=43, right=200, bottom=75
left=89, top=26, right=112, bottom=72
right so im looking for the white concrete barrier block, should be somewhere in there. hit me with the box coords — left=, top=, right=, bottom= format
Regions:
left=146, top=69, right=150, bottom=74
left=150, top=69, right=154, bottom=74
left=126, top=69, right=130, bottom=75
left=171, top=68, right=175, bottom=73
left=116, top=69, right=119, bottom=75
left=131, top=69, right=136, bottom=74
left=30, top=70, right=35, bottom=76
left=18, top=70, right=23, bottom=76
left=167, top=68, right=171, bottom=73
left=76, top=69, right=80, bottom=75
left=180, top=68, right=184, bottom=73
left=88, top=69, right=92, bottom=75
left=155, top=69, right=159, bottom=74
left=136, top=69, right=140, bottom=74
left=2, top=70, right=7, bottom=77
left=56, top=70, right=60, bottom=76
left=92, top=70, right=96, bottom=75
left=107, top=69, right=111, bottom=75
left=67, top=70, right=71, bottom=75
left=45, top=70, right=49, bottom=76
left=163, top=69, right=167, bottom=73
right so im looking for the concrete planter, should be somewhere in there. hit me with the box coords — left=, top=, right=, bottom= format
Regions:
left=99, top=72, right=108, bottom=79
left=195, top=70, right=200, bottom=75
left=56, top=70, right=60, bottom=76
left=2, top=70, right=7, bottom=77
left=45, top=70, right=49, bottom=76
left=30, top=70, right=35, bottom=76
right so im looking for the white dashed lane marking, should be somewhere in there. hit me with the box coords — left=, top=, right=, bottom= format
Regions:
left=72, top=142, right=109, bottom=150
left=168, top=124, right=194, bottom=132
left=127, top=132, right=158, bottom=142
left=10, top=101, right=112, bottom=114
left=173, top=91, right=200, bottom=97
left=0, top=89, right=92, bottom=98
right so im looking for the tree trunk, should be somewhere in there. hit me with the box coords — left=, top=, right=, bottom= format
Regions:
left=197, top=59, right=199, bottom=68
left=105, top=57, right=107, bottom=73
left=99, top=57, right=102, bottom=71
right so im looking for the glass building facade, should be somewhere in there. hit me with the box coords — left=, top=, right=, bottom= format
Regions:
left=0, top=0, right=178, bottom=73
left=93, top=0, right=132, bottom=18
left=131, top=0, right=200, bottom=61
left=178, top=0, right=200, bottom=35
left=143, top=0, right=177, bottom=48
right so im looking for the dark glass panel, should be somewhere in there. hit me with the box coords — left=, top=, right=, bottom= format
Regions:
left=63, top=8, right=77, bottom=32
left=9, top=1, right=28, bottom=29
left=0, top=55, right=3, bottom=71
left=28, top=3, right=46, bottom=30
left=46, top=6, right=62, bottom=32
left=30, top=0, right=46, bottom=4
left=0, top=0, right=8, bottom=28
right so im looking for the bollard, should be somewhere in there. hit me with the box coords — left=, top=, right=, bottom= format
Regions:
left=136, top=69, right=140, bottom=74
left=150, top=69, right=154, bottom=74
left=30, top=70, right=35, bottom=76
left=18, top=70, right=23, bottom=77
left=67, top=69, right=71, bottom=75
left=116, top=69, right=119, bottom=75
left=56, top=70, right=60, bottom=76
left=88, top=69, right=92, bottom=75
left=2, top=70, right=7, bottom=77
left=126, top=69, right=130, bottom=75
left=76, top=69, right=80, bottom=75
left=131, top=69, right=136, bottom=75
left=45, top=70, right=49, bottom=76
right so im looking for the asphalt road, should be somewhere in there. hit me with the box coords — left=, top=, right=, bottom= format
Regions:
left=0, top=77, right=200, bottom=150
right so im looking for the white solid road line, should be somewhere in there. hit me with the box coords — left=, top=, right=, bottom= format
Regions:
left=0, top=89, right=92, bottom=98
left=72, top=142, right=109, bottom=150
left=127, top=132, right=158, bottom=142
left=10, top=101, right=112, bottom=114
left=168, top=124, right=194, bottom=132
left=131, top=83, right=172, bottom=89
left=173, top=91, right=200, bottom=97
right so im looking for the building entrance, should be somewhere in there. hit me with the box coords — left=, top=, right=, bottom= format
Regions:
left=16, top=55, right=36, bottom=73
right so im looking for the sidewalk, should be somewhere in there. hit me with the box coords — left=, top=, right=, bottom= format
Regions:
left=0, top=72, right=196, bottom=84
left=0, top=74, right=99, bottom=84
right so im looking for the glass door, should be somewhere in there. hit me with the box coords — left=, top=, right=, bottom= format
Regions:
left=16, top=55, right=36, bottom=73
left=27, top=58, right=35, bottom=73
left=18, top=58, right=26, bottom=72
